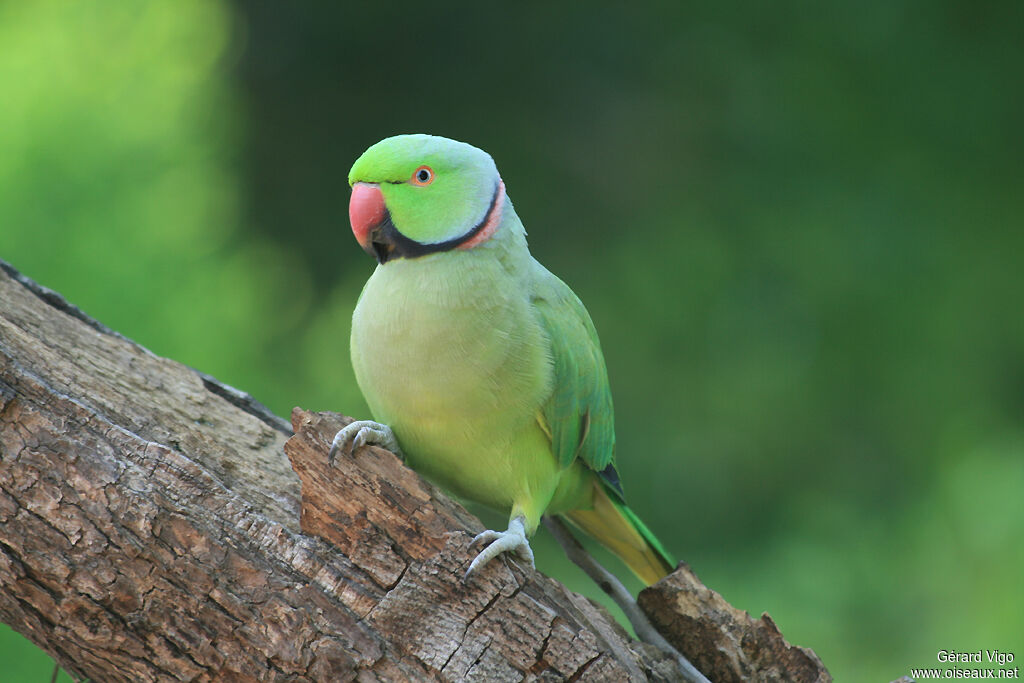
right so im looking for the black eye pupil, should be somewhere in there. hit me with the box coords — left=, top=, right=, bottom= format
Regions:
left=417, top=169, right=430, bottom=182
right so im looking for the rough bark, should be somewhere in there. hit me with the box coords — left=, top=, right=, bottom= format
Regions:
left=0, top=258, right=830, bottom=681
left=638, top=565, right=830, bottom=682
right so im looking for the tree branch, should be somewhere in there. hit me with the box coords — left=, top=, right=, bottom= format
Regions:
left=0, top=258, right=830, bottom=681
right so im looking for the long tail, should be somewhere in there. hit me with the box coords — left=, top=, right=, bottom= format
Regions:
left=563, top=481, right=676, bottom=586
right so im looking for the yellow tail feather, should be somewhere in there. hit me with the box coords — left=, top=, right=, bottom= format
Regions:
left=563, top=482, right=673, bottom=586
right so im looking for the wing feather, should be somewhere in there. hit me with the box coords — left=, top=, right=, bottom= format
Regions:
left=530, top=269, right=617, bottom=488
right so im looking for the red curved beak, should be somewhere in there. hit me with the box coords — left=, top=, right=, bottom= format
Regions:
left=349, top=183, right=386, bottom=250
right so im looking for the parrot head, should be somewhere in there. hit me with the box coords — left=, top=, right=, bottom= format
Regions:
left=348, top=134, right=507, bottom=264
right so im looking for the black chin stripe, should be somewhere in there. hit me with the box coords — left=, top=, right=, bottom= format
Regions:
left=376, top=182, right=501, bottom=261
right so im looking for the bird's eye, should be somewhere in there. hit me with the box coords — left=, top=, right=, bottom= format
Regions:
left=411, top=165, right=434, bottom=186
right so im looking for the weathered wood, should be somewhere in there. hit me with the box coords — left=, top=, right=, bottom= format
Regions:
left=0, top=257, right=830, bottom=681
left=639, top=563, right=831, bottom=682
left=286, top=409, right=677, bottom=681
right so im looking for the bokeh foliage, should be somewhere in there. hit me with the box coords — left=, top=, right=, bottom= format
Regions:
left=1, top=2, right=1022, bottom=680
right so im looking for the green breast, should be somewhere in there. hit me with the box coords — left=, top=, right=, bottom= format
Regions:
left=350, top=250, right=553, bottom=505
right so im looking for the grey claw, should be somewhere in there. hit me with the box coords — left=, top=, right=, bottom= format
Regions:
left=463, top=517, right=534, bottom=582
left=471, top=530, right=500, bottom=547
left=328, top=420, right=403, bottom=467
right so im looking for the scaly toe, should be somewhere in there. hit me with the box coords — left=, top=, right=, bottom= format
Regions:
left=327, top=429, right=352, bottom=466
left=463, top=517, right=534, bottom=582
left=514, top=541, right=536, bottom=565
left=471, top=530, right=501, bottom=546
left=328, top=420, right=402, bottom=466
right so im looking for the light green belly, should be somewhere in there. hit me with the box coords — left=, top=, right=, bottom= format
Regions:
left=350, top=254, right=562, bottom=512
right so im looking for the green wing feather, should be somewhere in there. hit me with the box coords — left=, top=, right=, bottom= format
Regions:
left=532, top=267, right=676, bottom=583
left=530, top=269, right=616, bottom=478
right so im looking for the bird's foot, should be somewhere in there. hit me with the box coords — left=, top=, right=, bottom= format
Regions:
left=329, top=419, right=403, bottom=466
left=464, top=516, right=534, bottom=581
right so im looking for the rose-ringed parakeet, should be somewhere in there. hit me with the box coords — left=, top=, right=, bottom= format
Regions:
left=332, top=134, right=675, bottom=585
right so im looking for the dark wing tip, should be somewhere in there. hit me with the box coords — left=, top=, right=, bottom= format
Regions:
left=599, top=463, right=625, bottom=500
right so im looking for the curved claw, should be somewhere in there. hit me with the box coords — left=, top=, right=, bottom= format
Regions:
left=464, top=516, right=534, bottom=582
left=328, top=420, right=402, bottom=466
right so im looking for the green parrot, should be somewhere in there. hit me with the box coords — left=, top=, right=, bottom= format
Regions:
left=331, top=134, right=675, bottom=585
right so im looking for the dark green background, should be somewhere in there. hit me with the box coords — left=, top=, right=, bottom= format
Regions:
left=2, top=2, right=1021, bottom=680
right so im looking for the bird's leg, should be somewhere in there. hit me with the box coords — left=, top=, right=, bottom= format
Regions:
left=329, top=419, right=403, bottom=466
left=464, top=515, right=535, bottom=581
left=543, top=516, right=710, bottom=683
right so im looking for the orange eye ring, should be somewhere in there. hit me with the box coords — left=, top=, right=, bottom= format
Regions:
left=411, top=165, right=434, bottom=186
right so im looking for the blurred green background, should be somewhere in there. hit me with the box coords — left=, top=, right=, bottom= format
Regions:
left=1, top=1, right=1022, bottom=680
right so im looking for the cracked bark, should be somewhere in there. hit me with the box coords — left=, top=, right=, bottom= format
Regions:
left=0, top=258, right=830, bottom=682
